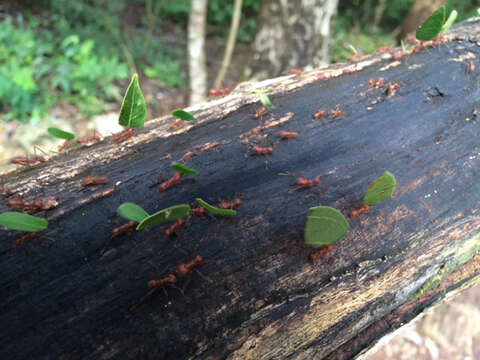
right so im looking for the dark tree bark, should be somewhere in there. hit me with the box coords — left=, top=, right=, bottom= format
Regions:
left=2, top=19, right=480, bottom=360
left=247, top=0, right=338, bottom=80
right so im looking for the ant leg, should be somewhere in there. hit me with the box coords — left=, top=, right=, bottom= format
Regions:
left=194, top=269, right=213, bottom=283
left=130, top=287, right=159, bottom=311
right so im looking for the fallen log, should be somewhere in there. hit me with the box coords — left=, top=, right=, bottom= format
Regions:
left=2, top=18, right=480, bottom=360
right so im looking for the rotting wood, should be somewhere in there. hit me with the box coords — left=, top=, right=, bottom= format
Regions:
left=2, top=19, right=480, bottom=360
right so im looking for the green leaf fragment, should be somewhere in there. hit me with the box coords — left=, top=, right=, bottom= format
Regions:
left=47, top=127, right=75, bottom=140
left=117, top=202, right=149, bottom=223
left=442, top=10, right=457, bottom=33
left=308, top=206, right=350, bottom=230
left=195, top=198, right=237, bottom=216
left=259, top=92, right=273, bottom=108
left=363, top=171, right=397, bottom=206
left=304, top=206, right=349, bottom=248
left=137, top=204, right=191, bottom=230
left=171, top=162, right=198, bottom=175
left=416, top=7, right=445, bottom=41
left=171, top=109, right=195, bottom=122
left=118, top=74, right=147, bottom=128
left=0, top=212, right=48, bottom=232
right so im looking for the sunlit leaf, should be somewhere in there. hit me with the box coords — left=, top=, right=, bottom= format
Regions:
left=195, top=198, right=237, bottom=216
left=171, top=162, right=198, bottom=175
left=137, top=204, right=191, bottom=230
left=118, top=74, right=146, bottom=128
left=416, top=7, right=445, bottom=41
left=171, top=109, right=195, bottom=122
left=442, top=10, right=457, bottom=33
left=259, top=92, right=273, bottom=108
left=304, top=206, right=349, bottom=247
left=117, top=202, right=149, bottom=223
left=363, top=171, right=397, bottom=206
left=0, top=212, right=48, bottom=232
left=308, top=206, right=349, bottom=230
left=47, top=127, right=75, bottom=140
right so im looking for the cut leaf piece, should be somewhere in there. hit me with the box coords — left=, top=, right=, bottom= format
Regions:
left=171, top=162, right=198, bottom=175
left=118, top=74, right=147, bottom=128
left=304, top=206, right=349, bottom=248
left=363, top=171, right=397, bottom=206
left=117, top=202, right=149, bottom=223
left=416, top=7, right=445, bottom=41
left=308, top=206, right=349, bottom=230
left=47, top=127, right=75, bottom=140
left=259, top=92, right=273, bottom=108
left=441, top=10, right=457, bottom=33
left=137, top=204, right=191, bottom=230
left=0, top=212, right=48, bottom=232
left=171, top=109, right=195, bottom=122
left=195, top=198, right=237, bottom=216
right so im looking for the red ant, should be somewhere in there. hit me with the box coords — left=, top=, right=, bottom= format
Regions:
left=411, top=41, right=427, bottom=54
left=368, top=77, right=384, bottom=88
left=8, top=197, right=57, bottom=212
left=58, top=141, right=71, bottom=152
left=329, top=109, right=343, bottom=117
left=82, top=176, right=108, bottom=186
left=350, top=205, right=370, bottom=219
left=290, top=68, right=302, bottom=75
left=16, top=232, right=37, bottom=246
left=253, top=107, right=267, bottom=119
left=160, top=172, right=182, bottom=191
left=113, top=128, right=134, bottom=143
left=131, top=251, right=207, bottom=310
left=219, top=199, right=242, bottom=210
left=208, top=88, right=231, bottom=96
left=148, top=273, right=178, bottom=289
left=386, top=83, right=401, bottom=96
left=190, top=206, right=207, bottom=216
left=112, top=221, right=137, bottom=237
left=77, top=131, right=101, bottom=144
left=170, top=119, right=183, bottom=130
left=278, top=131, right=299, bottom=139
left=11, top=156, right=47, bottom=166
left=308, top=245, right=333, bottom=262
left=375, top=46, right=391, bottom=54
left=165, top=219, right=185, bottom=237
left=393, top=52, right=405, bottom=61
left=294, top=176, right=321, bottom=191
left=199, top=142, right=220, bottom=152
left=468, top=60, right=476, bottom=73
left=252, top=145, right=273, bottom=155
left=313, top=110, right=325, bottom=119
left=176, top=255, right=204, bottom=277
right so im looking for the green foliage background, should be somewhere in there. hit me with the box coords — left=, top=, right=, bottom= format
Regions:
left=1, top=0, right=478, bottom=123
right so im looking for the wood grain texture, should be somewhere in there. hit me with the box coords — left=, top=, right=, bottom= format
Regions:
left=2, top=19, right=480, bottom=360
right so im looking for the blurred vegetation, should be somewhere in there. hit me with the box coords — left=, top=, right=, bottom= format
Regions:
left=0, top=0, right=478, bottom=123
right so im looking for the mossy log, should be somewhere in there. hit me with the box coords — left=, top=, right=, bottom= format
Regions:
left=3, top=19, right=480, bottom=360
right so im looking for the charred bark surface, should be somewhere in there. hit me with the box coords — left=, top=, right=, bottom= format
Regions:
left=2, top=19, right=480, bottom=360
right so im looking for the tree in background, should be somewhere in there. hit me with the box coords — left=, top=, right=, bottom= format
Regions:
left=247, top=0, right=339, bottom=80
left=188, top=0, right=208, bottom=105
left=399, top=0, right=445, bottom=40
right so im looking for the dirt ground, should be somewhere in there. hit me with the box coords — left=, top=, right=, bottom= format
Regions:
left=369, top=283, right=480, bottom=360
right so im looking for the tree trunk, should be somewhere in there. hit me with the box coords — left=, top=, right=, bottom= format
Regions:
left=247, top=0, right=338, bottom=80
left=188, top=0, right=208, bottom=105
left=2, top=19, right=480, bottom=360
left=399, top=0, right=445, bottom=40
